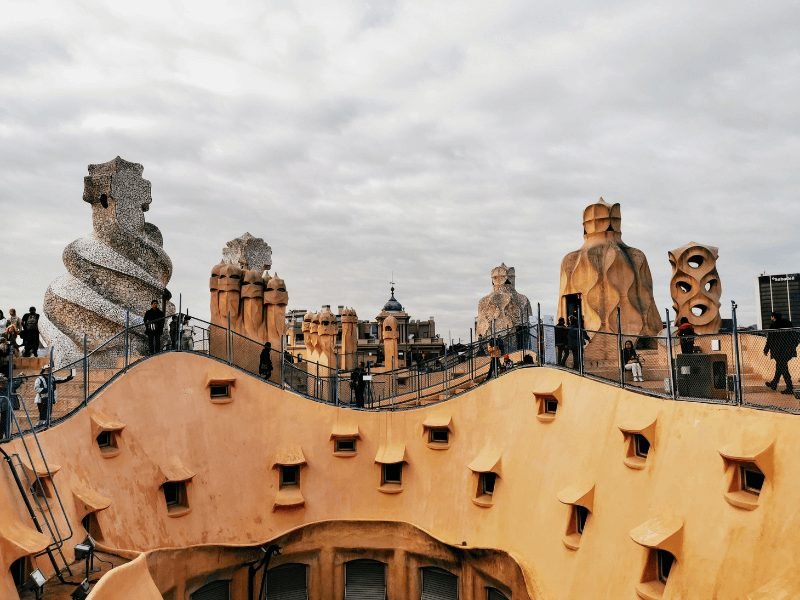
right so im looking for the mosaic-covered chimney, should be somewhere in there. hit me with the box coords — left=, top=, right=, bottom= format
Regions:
left=41, top=157, right=174, bottom=366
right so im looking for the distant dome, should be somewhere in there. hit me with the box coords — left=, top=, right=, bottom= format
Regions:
left=383, top=286, right=403, bottom=312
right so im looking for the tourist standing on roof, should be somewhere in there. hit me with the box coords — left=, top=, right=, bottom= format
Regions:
left=676, top=317, right=696, bottom=354
left=259, top=342, right=273, bottom=381
left=764, top=312, right=796, bottom=395
left=21, top=307, right=40, bottom=357
left=34, top=365, right=74, bottom=426
left=567, top=315, right=589, bottom=370
left=143, top=300, right=165, bottom=355
left=555, top=317, right=568, bottom=366
left=180, top=316, right=195, bottom=351
left=350, top=362, right=366, bottom=408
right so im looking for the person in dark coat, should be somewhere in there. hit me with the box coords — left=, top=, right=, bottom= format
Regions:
left=764, top=312, right=796, bottom=394
left=555, top=317, right=568, bottom=366
left=0, top=373, right=25, bottom=439
left=676, top=317, right=696, bottom=354
left=259, top=342, right=273, bottom=380
left=350, top=362, right=366, bottom=408
left=567, top=315, right=589, bottom=370
left=143, top=300, right=165, bottom=355
left=21, top=307, right=40, bottom=357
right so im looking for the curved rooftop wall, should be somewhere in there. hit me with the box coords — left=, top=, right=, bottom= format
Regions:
left=1, top=353, right=799, bottom=598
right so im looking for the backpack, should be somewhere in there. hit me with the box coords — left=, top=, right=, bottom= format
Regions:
left=24, top=314, right=39, bottom=331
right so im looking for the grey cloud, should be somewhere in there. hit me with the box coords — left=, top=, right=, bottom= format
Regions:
left=2, top=0, right=799, bottom=340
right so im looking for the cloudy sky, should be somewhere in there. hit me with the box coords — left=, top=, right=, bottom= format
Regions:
left=1, top=0, right=798, bottom=341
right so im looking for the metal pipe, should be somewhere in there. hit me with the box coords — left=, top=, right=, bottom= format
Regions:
left=124, top=310, right=130, bottom=370
left=280, top=333, right=286, bottom=390
left=177, top=294, right=182, bottom=351
left=731, top=300, right=743, bottom=405
left=227, top=312, right=233, bottom=365
left=577, top=304, right=585, bottom=376
left=46, top=349, right=54, bottom=428
left=537, top=302, right=542, bottom=366
left=83, top=334, right=89, bottom=406
left=617, top=306, right=624, bottom=387
left=665, top=308, right=677, bottom=400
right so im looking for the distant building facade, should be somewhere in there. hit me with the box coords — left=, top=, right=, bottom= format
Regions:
left=286, top=287, right=445, bottom=368
left=756, top=273, right=800, bottom=328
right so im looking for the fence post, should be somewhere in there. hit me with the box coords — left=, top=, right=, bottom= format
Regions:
left=46, top=349, right=54, bottom=428
left=416, top=362, right=421, bottom=405
left=124, top=310, right=130, bottom=370
left=617, top=306, right=624, bottom=387
left=226, top=312, right=233, bottom=366
left=315, top=361, right=320, bottom=401
left=177, top=294, right=182, bottom=351
left=665, top=309, right=677, bottom=400
left=334, top=360, right=339, bottom=406
left=537, top=302, right=543, bottom=366
left=731, top=300, right=743, bottom=405
left=577, top=305, right=585, bottom=376
left=469, top=328, right=474, bottom=381
left=83, top=334, right=89, bottom=407
left=280, top=334, right=286, bottom=390
left=4, top=349, right=12, bottom=439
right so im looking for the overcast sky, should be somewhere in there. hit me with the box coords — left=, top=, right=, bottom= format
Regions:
left=1, top=0, right=798, bottom=341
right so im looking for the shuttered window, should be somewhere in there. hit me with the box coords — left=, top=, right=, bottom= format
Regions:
left=345, top=559, right=387, bottom=600
left=486, top=588, right=509, bottom=600
left=266, top=563, right=308, bottom=600
left=191, top=580, right=230, bottom=600
left=421, top=567, right=458, bottom=600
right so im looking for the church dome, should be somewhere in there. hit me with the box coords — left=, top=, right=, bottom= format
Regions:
left=383, top=286, right=403, bottom=312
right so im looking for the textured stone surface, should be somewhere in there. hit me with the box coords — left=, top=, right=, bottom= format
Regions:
left=41, top=157, right=173, bottom=366
left=559, top=198, right=661, bottom=336
left=476, top=264, right=533, bottom=338
left=221, top=232, right=272, bottom=271
left=669, top=242, right=722, bottom=334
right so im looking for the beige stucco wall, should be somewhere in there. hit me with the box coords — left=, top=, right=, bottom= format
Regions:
left=2, top=353, right=799, bottom=598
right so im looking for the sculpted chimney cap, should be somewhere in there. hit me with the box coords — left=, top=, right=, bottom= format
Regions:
left=83, top=156, right=152, bottom=212
left=583, top=197, right=622, bottom=239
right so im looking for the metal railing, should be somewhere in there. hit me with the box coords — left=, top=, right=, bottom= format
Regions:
left=3, top=300, right=800, bottom=442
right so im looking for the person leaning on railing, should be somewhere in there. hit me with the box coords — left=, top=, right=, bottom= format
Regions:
left=34, top=365, right=74, bottom=426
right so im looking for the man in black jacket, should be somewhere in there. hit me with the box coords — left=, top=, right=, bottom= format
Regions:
left=350, top=362, right=366, bottom=408
left=21, top=306, right=40, bottom=357
left=764, top=312, right=796, bottom=395
left=555, top=317, right=568, bottom=366
left=144, top=300, right=165, bottom=355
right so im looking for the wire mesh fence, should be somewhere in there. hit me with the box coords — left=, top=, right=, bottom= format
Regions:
left=5, top=300, right=800, bottom=442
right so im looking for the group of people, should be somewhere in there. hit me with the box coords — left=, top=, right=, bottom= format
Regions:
left=0, top=364, right=75, bottom=435
left=553, top=314, right=701, bottom=381
left=554, top=315, right=591, bottom=371
left=0, top=307, right=41, bottom=368
left=143, top=300, right=195, bottom=355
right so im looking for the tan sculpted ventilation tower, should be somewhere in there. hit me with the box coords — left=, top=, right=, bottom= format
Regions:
left=669, top=242, right=722, bottom=334
left=41, top=157, right=173, bottom=366
left=559, top=198, right=661, bottom=335
left=209, top=233, right=286, bottom=353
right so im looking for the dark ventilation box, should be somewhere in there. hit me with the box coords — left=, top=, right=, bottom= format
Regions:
left=676, top=353, right=729, bottom=400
